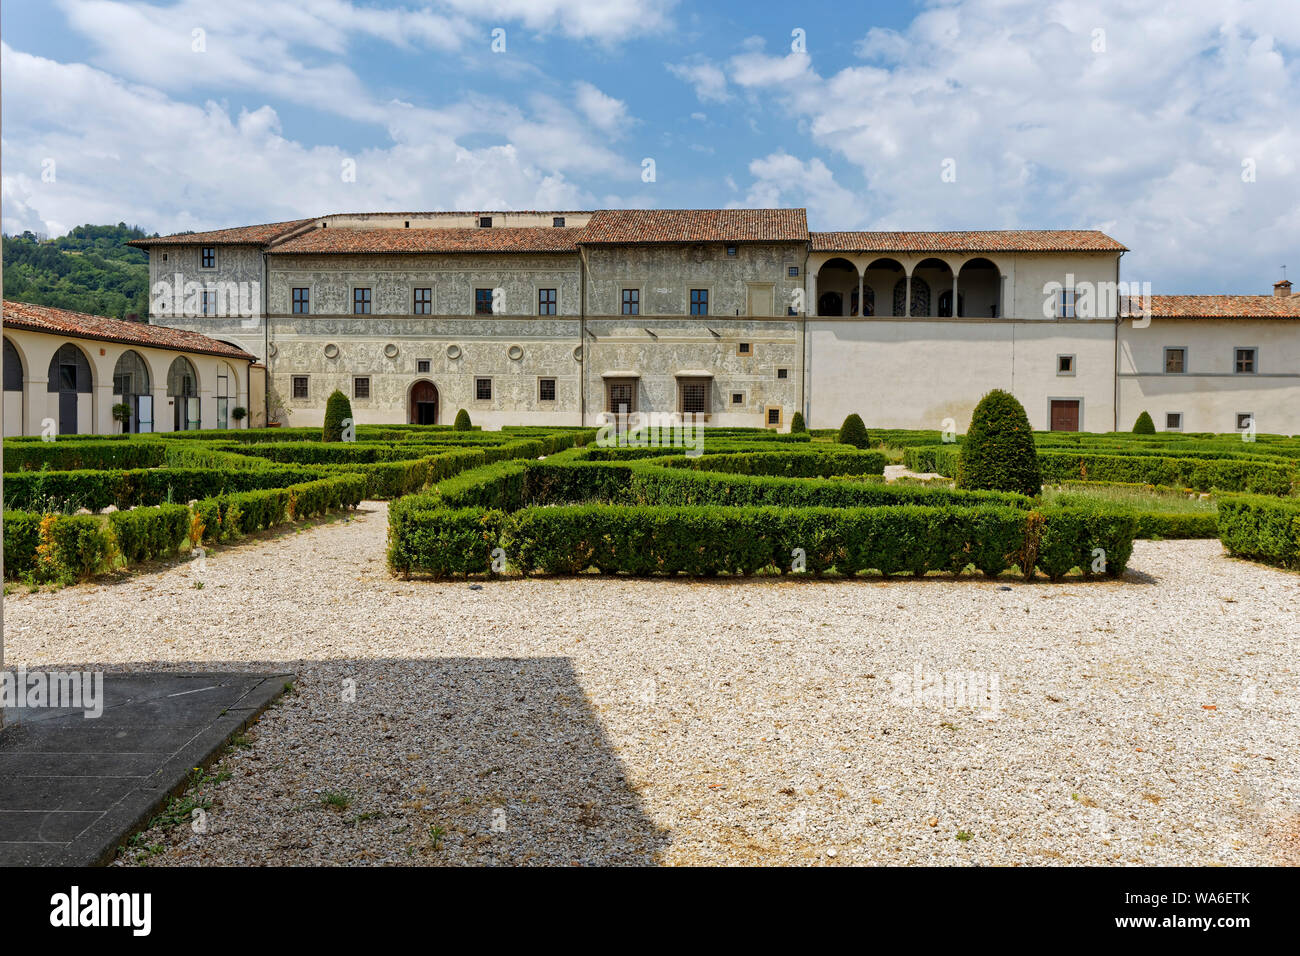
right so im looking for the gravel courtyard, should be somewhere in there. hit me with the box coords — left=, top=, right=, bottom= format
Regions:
left=4, top=501, right=1298, bottom=866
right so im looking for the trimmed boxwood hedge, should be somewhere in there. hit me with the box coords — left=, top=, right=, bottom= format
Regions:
left=1217, top=495, right=1300, bottom=568
left=659, top=449, right=889, bottom=477
left=1037, top=452, right=1294, bottom=495
left=4, top=439, right=167, bottom=471
left=108, top=504, right=191, bottom=564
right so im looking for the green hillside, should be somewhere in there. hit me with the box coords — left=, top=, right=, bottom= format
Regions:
left=3, top=223, right=155, bottom=321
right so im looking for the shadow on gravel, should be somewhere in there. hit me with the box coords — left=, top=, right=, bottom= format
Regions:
left=85, top=656, right=669, bottom=867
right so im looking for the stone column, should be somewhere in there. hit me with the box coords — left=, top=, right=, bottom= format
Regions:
left=857, top=272, right=864, bottom=318
left=905, top=275, right=912, bottom=318
left=952, top=274, right=960, bottom=318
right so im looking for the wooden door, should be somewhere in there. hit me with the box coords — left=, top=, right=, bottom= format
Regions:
left=1050, top=399, right=1080, bottom=432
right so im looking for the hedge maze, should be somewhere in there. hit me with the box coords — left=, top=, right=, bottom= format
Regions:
left=6, top=416, right=1300, bottom=586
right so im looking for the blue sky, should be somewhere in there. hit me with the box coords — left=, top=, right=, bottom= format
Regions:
left=2, top=0, right=1298, bottom=292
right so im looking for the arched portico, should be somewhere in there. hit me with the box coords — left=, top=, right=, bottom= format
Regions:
left=4, top=336, right=25, bottom=436
left=168, top=355, right=200, bottom=430
left=113, top=350, right=153, bottom=432
left=814, top=258, right=858, bottom=316
left=956, top=257, right=1003, bottom=318
left=408, top=379, right=438, bottom=425
left=47, top=342, right=94, bottom=435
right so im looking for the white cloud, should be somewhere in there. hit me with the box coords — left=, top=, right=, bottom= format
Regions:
left=574, top=81, right=628, bottom=132
left=666, top=58, right=730, bottom=103
left=723, top=0, right=1300, bottom=292
left=733, top=153, right=858, bottom=227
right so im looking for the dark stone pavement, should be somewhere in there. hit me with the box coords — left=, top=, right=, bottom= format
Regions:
left=0, top=672, right=291, bottom=866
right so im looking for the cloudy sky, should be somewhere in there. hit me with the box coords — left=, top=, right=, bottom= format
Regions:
left=2, top=0, right=1297, bottom=292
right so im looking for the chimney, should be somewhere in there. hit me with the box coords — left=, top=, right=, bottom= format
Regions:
left=1274, top=279, right=1293, bottom=298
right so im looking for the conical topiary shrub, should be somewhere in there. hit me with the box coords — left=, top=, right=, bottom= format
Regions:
left=1132, top=411, right=1156, bottom=434
left=837, top=413, right=870, bottom=449
left=322, top=389, right=352, bottom=442
left=956, top=389, right=1041, bottom=496
left=453, top=408, right=472, bottom=431
left=789, top=411, right=806, bottom=434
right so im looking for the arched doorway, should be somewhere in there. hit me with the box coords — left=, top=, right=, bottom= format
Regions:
left=47, top=343, right=92, bottom=435
left=168, top=356, right=199, bottom=431
left=113, top=350, right=153, bottom=433
left=4, top=337, right=24, bottom=436
left=409, top=380, right=437, bottom=424
left=814, top=258, right=858, bottom=316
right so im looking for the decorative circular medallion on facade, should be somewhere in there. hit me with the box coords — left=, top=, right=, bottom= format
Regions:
left=446, top=344, right=462, bottom=360
left=323, top=343, right=340, bottom=359
left=507, top=345, right=524, bottom=361
left=267, top=342, right=278, bottom=358
left=384, top=343, right=399, bottom=359
left=573, top=346, right=583, bottom=362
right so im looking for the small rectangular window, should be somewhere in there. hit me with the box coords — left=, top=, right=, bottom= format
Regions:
left=1235, top=348, right=1256, bottom=374
left=788, top=266, right=800, bottom=277
left=622, top=289, right=640, bottom=315
left=539, top=378, right=556, bottom=402
left=1165, top=413, right=1182, bottom=430
left=475, top=288, right=493, bottom=315
left=1057, top=354, right=1075, bottom=375
left=766, top=407, right=782, bottom=426
left=292, top=376, right=308, bottom=399
left=417, top=359, right=431, bottom=374
left=678, top=378, right=711, bottom=416
left=292, top=287, right=310, bottom=314
left=479, top=216, right=492, bottom=228
left=553, top=217, right=565, bottom=228
left=1237, top=413, right=1254, bottom=431
left=1164, top=347, right=1186, bottom=374
left=201, top=246, right=216, bottom=269
left=726, top=245, right=737, bottom=257
left=731, top=392, right=744, bottom=405
left=201, top=290, right=217, bottom=316
left=353, top=376, right=370, bottom=399
left=738, top=342, right=752, bottom=356
left=538, top=288, right=557, bottom=315
left=776, top=367, right=788, bottom=379
left=413, top=288, right=432, bottom=314
left=690, top=289, right=709, bottom=315
left=475, top=377, right=492, bottom=401
left=353, top=287, right=372, bottom=314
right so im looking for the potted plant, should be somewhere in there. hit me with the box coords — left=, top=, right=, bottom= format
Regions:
left=111, top=402, right=132, bottom=433
left=231, top=406, right=248, bottom=428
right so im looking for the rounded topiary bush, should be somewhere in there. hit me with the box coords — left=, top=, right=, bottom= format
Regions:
left=453, top=408, right=472, bottom=431
left=956, top=389, right=1041, bottom=496
left=1132, top=411, right=1155, bottom=434
left=837, top=413, right=870, bottom=449
left=322, top=389, right=353, bottom=442
left=789, top=411, right=806, bottom=434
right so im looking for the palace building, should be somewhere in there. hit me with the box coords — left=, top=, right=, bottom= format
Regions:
left=74, top=207, right=1300, bottom=435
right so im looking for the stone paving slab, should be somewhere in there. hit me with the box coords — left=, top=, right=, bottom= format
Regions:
left=0, top=672, right=291, bottom=866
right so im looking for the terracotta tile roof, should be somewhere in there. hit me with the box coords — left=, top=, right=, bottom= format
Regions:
left=810, top=230, right=1127, bottom=253
left=267, top=227, right=584, bottom=255
left=581, top=208, right=808, bottom=244
left=2, top=300, right=255, bottom=360
left=1124, top=295, right=1300, bottom=319
left=129, top=219, right=314, bottom=247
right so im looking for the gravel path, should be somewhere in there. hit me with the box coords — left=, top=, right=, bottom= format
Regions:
left=4, top=503, right=1298, bottom=866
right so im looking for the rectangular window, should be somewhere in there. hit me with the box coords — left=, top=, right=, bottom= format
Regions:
left=1164, top=347, right=1186, bottom=374
left=788, top=266, right=800, bottom=277
left=475, top=377, right=492, bottom=401
left=413, top=288, right=432, bottom=315
left=1235, top=347, right=1256, bottom=374
left=1237, top=413, right=1254, bottom=431
left=475, top=288, right=493, bottom=315
left=737, top=342, right=752, bottom=356
left=690, top=289, right=709, bottom=315
left=201, top=290, right=217, bottom=316
left=678, top=377, right=711, bottom=416
left=766, top=407, right=782, bottom=426
left=538, top=378, right=556, bottom=402
left=353, top=287, right=372, bottom=314
left=1058, top=290, right=1077, bottom=318
left=417, top=359, right=431, bottom=374
left=292, top=376, right=308, bottom=399
left=217, top=397, right=229, bottom=429
left=776, top=367, right=788, bottom=379
left=731, top=392, right=744, bottom=405
left=479, top=216, right=492, bottom=228
left=726, top=245, right=737, bottom=257
left=1057, top=354, right=1075, bottom=375
left=60, top=365, right=77, bottom=391
left=1165, top=413, right=1182, bottom=430
left=553, top=217, right=565, bottom=228
left=353, top=376, right=370, bottom=399
left=606, top=379, right=636, bottom=415
left=292, top=287, right=310, bottom=314
left=201, top=246, right=216, bottom=269
left=622, top=289, right=640, bottom=315
left=538, top=288, right=557, bottom=315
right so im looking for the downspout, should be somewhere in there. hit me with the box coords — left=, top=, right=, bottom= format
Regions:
left=1113, top=251, right=1123, bottom=433
left=578, top=243, right=589, bottom=427
left=801, top=244, right=810, bottom=424
left=262, top=249, right=270, bottom=426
